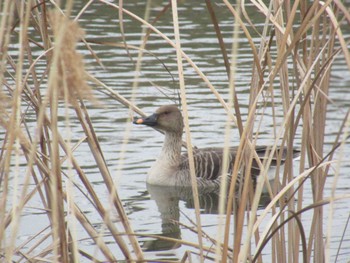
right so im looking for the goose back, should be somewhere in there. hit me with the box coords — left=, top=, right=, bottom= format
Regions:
left=178, top=146, right=299, bottom=189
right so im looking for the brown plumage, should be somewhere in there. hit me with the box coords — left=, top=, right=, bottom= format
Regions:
left=134, top=105, right=299, bottom=190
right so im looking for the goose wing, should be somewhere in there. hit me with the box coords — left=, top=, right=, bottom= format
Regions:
left=180, top=148, right=234, bottom=181
left=180, top=146, right=300, bottom=181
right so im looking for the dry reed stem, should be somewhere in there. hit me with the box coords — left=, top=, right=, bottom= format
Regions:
left=1, top=0, right=349, bottom=262
left=49, top=8, right=142, bottom=261
left=212, top=0, right=242, bottom=260
left=325, top=115, right=350, bottom=261
left=74, top=101, right=143, bottom=260
left=205, top=0, right=244, bottom=136
left=3, top=1, right=34, bottom=260
left=57, top=132, right=121, bottom=260
left=271, top=1, right=294, bottom=261
left=171, top=0, right=204, bottom=261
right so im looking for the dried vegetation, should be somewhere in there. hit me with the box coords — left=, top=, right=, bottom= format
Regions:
left=0, top=0, right=349, bottom=262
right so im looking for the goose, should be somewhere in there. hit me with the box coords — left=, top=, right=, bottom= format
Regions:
left=133, top=105, right=299, bottom=190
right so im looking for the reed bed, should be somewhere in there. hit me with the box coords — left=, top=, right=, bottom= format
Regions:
left=1, top=0, right=349, bottom=262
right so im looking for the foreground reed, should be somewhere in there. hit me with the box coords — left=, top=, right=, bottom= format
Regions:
left=0, top=0, right=349, bottom=262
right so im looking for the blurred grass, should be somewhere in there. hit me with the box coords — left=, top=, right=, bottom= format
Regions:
left=0, top=0, right=350, bottom=262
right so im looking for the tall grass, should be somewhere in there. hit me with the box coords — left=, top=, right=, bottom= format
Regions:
left=0, top=0, right=349, bottom=262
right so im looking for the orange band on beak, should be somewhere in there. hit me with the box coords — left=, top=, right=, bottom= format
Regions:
left=135, top=118, right=144, bottom=124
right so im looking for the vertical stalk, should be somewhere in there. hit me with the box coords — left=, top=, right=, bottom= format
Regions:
left=171, top=0, right=204, bottom=261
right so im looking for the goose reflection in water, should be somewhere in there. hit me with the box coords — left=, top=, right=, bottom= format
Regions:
left=141, top=183, right=272, bottom=252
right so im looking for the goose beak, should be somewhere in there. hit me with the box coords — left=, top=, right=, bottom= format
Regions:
left=133, top=113, right=158, bottom=126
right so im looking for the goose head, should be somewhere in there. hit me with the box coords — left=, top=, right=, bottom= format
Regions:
left=133, top=105, right=184, bottom=134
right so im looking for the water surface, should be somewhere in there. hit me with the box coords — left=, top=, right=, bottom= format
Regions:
left=8, top=0, right=350, bottom=262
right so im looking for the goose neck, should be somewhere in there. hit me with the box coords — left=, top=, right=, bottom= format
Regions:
left=161, top=131, right=182, bottom=165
